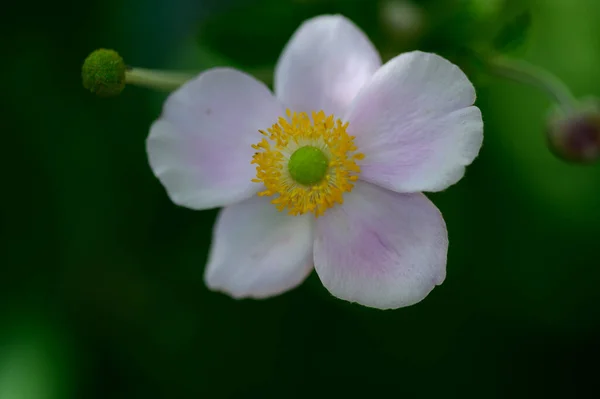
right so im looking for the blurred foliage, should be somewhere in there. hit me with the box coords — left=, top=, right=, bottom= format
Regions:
left=0, top=318, right=72, bottom=399
left=2, top=0, right=600, bottom=398
left=492, top=10, right=532, bottom=52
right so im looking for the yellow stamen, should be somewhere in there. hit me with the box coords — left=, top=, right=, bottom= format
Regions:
left=251, top=110, right=364, bottom=217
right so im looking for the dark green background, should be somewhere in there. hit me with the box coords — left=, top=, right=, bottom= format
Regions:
left=2, top=0, right=600, bottom=397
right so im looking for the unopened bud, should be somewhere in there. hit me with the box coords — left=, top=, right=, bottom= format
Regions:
left=82, top=49, right=126, bottom=97
left=547, top=101, right=600, bottom=164
left=379, top=0, right=424, bottom=41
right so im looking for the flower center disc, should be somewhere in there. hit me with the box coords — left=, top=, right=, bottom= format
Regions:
left=288, top=146, right=329, bottom=185
left=251, top=110, right=364, bottom=216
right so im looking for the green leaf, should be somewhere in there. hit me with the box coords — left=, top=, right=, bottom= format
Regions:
left=493, top=10, right=532, bottom=52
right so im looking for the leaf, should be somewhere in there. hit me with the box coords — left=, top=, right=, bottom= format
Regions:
left=493, top=10, right=532, bottom=52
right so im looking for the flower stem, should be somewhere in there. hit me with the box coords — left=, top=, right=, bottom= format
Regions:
left=125, top=68, right=194, bottom=91
left=487, top=56, right=577, bottom=112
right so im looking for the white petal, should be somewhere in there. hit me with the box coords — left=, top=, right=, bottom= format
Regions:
left=147, top=68, right=285, bottom=210
left=313, top=181, right=447, bottom=310
left=345, top=51, right=483, bottom=193
left=275, top=14, right=381, bottom=117
left=205, top=195, right=314, bottom=299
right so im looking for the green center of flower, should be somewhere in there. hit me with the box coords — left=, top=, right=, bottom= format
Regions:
left=287, top=146, right=329, bottom=186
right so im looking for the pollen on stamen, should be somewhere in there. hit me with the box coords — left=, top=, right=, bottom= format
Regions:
left=251, top=110, right=364, bottom=217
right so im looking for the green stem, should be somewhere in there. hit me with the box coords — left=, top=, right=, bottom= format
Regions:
left=487, top=56, right=577, bottom=111
left=125, top=68, right=194, bottom=91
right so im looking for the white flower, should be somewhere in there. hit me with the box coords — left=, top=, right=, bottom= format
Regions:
left=147, top=15, right=484, bottom=309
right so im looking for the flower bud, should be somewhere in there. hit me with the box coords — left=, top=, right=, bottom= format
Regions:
left=547, top=101, right=600, bottom=164
left=82, top=49, right=126, bottom=97
left=379, top=0, right=424, bottom=41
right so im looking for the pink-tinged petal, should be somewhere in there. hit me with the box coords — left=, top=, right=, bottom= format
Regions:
left=313, top=181, right=447, bottom=310
left=147, top=68, right=285, bottom=210
left=205, top=195, right=314, bottom=299
left=345, top=51, right=483, bottom=193
left=275, top=14, right=381, bottom=117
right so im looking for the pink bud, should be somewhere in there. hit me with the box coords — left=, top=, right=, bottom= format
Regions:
left=547, top=101, right=600, bottom=164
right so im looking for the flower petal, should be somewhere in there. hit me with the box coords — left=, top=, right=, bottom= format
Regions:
left=313, top=181, right=447, bottom=309
left=205, top=195, right=314, bottom=299
left=345, top=51, right=483, bottom=193
left=275, top=14, right=381, bottom=117
left=147, top=68, right=285, bottom=210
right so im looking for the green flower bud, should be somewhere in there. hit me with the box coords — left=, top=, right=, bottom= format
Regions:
left=82, top=49, right=126, bottom=97
left=379, top=0, right=424, bottom=41
left=547, top=100, right=600, bottom=164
